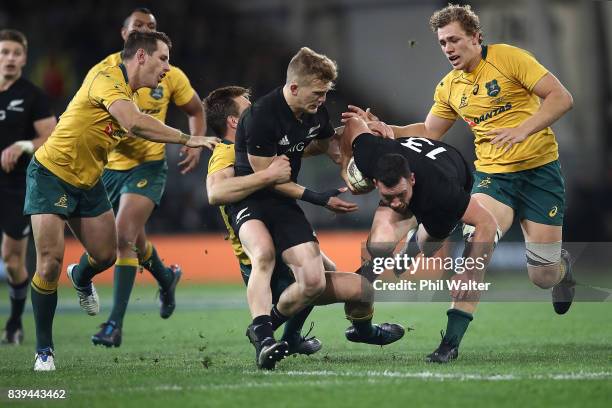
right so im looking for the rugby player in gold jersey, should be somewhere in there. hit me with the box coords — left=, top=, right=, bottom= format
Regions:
left=343, top=4, right=574, bottom=363
left=25, top=31, right=218, bottom=371
left=84, top=8, right=206, bottom=348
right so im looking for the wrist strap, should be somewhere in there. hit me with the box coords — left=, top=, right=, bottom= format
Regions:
left=301, top=189, right=328, bottom=206
left=15, top=140, right=35, bottom=154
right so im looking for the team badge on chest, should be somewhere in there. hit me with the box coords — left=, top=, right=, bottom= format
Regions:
left=150, top=86, right=164, bottom=100
left=485, top=79, right=500, bottom=97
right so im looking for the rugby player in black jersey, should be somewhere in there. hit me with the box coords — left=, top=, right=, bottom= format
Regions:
left=0, top=30, right=56, bottom=345
left=340, top=116, right=499, bottom=363
left=228, top=48, right=402, bottom=369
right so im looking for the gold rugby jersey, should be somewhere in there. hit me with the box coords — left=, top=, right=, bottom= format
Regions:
left=35, top=64, right=133, bottom=188
left=430, top=44, right=557, bottom=173
left=207, top=141, right=251, bottom=266
left=88, top=52, right=195, bottom=170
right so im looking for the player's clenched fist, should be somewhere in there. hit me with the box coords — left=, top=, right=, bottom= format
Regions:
left=266, top=155, right=291, bottom=184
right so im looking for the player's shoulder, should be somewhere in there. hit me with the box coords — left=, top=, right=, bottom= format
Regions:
left=249, top=88, right=281, bottom=121
left=89, top=52, right=122, bottom=74
left=209, top=141, right=236, bottom=170
left=436, top=69, right=461, bottom=93
left=213, top=140, right=235, bottom=154
left=487, top=43, right=536, bottom=62
left=12, top=77, right=44, bottom=95
left=162, top=64, right=190, bottom=84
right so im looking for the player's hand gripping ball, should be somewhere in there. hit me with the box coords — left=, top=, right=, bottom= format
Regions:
left=347, top=157, right=374, bottom=193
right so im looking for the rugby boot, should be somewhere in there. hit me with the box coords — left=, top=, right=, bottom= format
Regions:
left=1, top=322, right=24, bottom=345
left=159, top=265, right=182, bottom=319
left=286, top=323, right=322, bottom=356
left=426, top=331, right=459, bottom=363
left=33, top=348, right=55, bottom=371
left=345, top=323, right=405, bottom=346
left=67, top=264, right=99, bottom=316
left=552, top=249, right=576, bottom=315
left=92, top=321, right=122, bottom=347
left=246, top=324, right=289, bottom=370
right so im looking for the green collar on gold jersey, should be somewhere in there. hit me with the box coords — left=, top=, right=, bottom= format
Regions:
left=118, top=63, right=129, bottom=84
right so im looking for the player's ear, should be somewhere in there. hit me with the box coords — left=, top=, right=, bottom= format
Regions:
left=289, top=83, right=299, bottom=96
left=408, top=172, right=416, bottom=186
left=136, top=48, right=146, bottom=64
left=227, top=115, right=238, bottom=130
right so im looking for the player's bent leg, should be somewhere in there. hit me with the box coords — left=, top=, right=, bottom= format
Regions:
left=521, top=220, right=574, bottom=314
left=239, top=220, right=276, bottom=318
left=239, top=220, right=288, bottom=369
left=66, top=210, right=117, bottom=316
left=359, top=206, right=415, bottom=282
left=312, top=272, right=405, bottom=346
left=30, top=214, right=65, bottom=370
left=321, top=250, right=337, bottom=272
left=428, top=198, right=500, bottom=364
left=1, top=234, right=29, bottom=345
left=277, top=242, right=326, bottom=317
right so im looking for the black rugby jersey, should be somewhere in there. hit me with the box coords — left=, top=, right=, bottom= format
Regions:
left=353, top=133, right=473, bottom=229
left=234, top=86, right=334, bottom=186
left=0, top=77, right=53, bottom=185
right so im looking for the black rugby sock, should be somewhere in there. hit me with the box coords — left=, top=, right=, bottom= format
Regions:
left=251, top=315, right=274, bottom=341
left=270, top=305, right=290, bottom=330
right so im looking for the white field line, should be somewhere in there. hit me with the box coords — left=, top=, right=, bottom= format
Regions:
left=62, top=371, right=611, bottom=395
left=250, top=369, right=612, bottom=382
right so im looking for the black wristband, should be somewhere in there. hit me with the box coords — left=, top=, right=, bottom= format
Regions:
left=302, top=189, right=329, bottom=206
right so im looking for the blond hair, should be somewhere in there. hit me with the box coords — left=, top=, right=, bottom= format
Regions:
left=430, top=4, right=482, bottom=43
left=286, top=47, right=338, bottom=86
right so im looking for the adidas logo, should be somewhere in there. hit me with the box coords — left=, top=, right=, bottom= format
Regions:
left=278, top=135, right=290, bottom=145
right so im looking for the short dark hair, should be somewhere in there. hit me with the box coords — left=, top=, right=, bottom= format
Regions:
left=203, top=86, right=250, bottom=137
left=122, top=31, right=171, bottom=60
left=123, top=7, right=154, bottom=28
left=374, top=154, right=411, bottom=187
left=430, top=4, right=483, bottom=43
left=0, top=29, right=28, bottom=51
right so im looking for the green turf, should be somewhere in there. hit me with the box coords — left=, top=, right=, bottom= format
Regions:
left=0, top=284, right=611, bottom=407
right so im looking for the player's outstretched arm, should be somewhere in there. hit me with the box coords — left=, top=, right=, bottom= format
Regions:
left=248, top=153, right=358, bottom=213
left=108, top=99, right=220, bottom=149
left=206, top=156, right=291, bottom=205
left=391, top=112, right=454, bottom=140
left=342, top=104, right=454, bottom=141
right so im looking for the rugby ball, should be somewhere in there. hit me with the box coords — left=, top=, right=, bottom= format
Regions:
left=347, top=157, right=374, bottom=193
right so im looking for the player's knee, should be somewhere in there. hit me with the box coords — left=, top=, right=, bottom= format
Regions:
left=1, top=252, right=21, bottom=273
left=366, top=240, right=395, bottom=259
left=300, top=271, right=326, bottom=299
left=116, top=232, right=138, bottom=252
left=37, top=253, right=62, bottom=282
left=528, top=266, right=561, bottom=289
left=91, top=251, right=117, bottom=271
left=249, top=248, right=276, bottom=272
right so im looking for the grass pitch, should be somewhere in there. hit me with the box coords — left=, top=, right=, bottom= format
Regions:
left=1, top=284, right=611, bottom=407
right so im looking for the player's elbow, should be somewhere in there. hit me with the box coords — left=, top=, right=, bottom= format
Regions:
left=563, top=89, right=574, bottom=112
left=206, top=187, right=225, bottom=206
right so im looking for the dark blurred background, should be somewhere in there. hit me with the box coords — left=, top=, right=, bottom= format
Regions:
left=2, top=0, right=611, bottom=240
